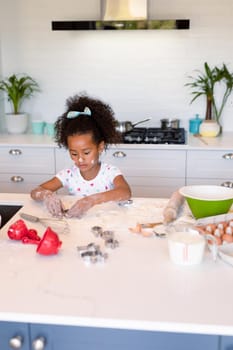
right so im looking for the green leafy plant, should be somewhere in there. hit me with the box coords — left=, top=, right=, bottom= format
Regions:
left=0, top=73, right=40, bottom=114
left=186, top=62, right=233, bottom=123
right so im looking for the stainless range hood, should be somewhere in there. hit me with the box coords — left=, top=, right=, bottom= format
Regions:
left=52, top=0, right=190, bottom=31
left=102, top=0, right=147, bottom=21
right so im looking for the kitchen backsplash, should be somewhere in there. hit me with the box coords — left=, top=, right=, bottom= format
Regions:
left=0, top=0, right=233, bottom=132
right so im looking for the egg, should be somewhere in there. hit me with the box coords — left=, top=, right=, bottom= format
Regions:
left=141, top=228, right=154, bottom=237
left=206, top=224, right=216, bottom=234
left=207, top=236, right=222, bottom=245
left=214, top=228, right=224, bottom=237
left=129, top=223, right=142, bottom=234
left=225, top=226, right=233, bottom=235
left=222, top=233, right=233, bottom=243
left=195, top=226, right=207, bottom=235
left=217, top=222, right=228, bottom=230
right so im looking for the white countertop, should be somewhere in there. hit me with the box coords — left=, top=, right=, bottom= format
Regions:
left=1, top=193, right=233, bottom=335
left=0, top=132, right=233, bottom=150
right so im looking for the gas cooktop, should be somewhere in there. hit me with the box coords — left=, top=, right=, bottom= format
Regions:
left=122, top=127, right=186, bottom=144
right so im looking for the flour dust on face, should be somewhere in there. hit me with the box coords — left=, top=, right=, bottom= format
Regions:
left=67, top=133, right=105, bottom=180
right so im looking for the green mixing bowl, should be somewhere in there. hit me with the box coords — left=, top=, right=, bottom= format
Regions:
left=179, top=185, right=233, bottom=219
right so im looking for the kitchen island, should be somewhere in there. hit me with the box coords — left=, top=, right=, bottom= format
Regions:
left=0, top=193, right=233, bottom=349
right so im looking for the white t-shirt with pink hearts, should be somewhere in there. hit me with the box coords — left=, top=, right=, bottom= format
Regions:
left=56, top=162, right=122, bottom=196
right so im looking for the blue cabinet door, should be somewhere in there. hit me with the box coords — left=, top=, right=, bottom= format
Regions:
left=220, top=336, right=233, bottom=350
left=0, top=321, right=30, bottom=350
left=30, top=324, right=219, bottom=350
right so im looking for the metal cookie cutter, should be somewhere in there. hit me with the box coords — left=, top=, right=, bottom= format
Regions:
left=153, top=231, right=167, bottom=238
left=118, top=199, right=133, bottom=207
left=81, top=250, right=108, bottom=264
left=101, top=230, right=114, bottom=240
left=100, top=230, right=119, bottom=249
left=105, top=237, right=119, bottom=249
left=77, top=242, right=100, bottom=254
left=91, top=226, right=103, bottom=237
left=77, top=243, right=108, bottom=264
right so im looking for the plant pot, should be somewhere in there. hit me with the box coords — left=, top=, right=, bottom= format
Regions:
left=5, top=113, right=29, bottom=134
left=199, top=120, right=220, bottom=137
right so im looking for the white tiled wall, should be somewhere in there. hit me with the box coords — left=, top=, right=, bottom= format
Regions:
left=0, top=0, right=233, bottom=131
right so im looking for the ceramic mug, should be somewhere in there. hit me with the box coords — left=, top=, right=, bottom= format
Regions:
left=32, top=120, right=45, bottom=135
left=45, top=122, right=55, bottom=136
left=189, top=115, right=203, bottom=134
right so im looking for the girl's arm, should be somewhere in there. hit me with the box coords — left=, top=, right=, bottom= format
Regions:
left=66, top=175, right=131, bottom=218
left=30, top=177, right=63, bottom=201
left=92, top=175, right=131, bottom=204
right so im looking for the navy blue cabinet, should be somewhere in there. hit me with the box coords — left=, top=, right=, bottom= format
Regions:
left=30, top=324, right=219, bottom=350
left=0, top=321, right=220, bottom=350
left=220, top=336, right=233, bottom=350
left=0, top=322, right=30, bottom=350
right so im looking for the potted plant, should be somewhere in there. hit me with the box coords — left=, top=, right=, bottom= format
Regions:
left=186, top=62, right=233, bottom=136
left=0, top=73, right=40, bottom=134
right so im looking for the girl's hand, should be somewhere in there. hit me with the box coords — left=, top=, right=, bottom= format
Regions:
left=65, top=197, right=93, bottom=218
left=44, top=193, right=64, bottom=218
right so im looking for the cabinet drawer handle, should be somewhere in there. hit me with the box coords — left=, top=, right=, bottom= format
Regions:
left=9, top=149, right=22, bottom=155
left=32, top=336, right=46, bottom=350
left=222, top=153, right=233, bottom=159
left=9, top=335, right=23, bottom=349
left=113, top=151, right=126, bottom=158
left=11, top=176, right=24, bottom=183
left=221, top=181, right=233, bottom=188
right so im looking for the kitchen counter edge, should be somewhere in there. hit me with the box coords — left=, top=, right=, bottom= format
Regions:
left=0, top=133, right=232, bottom=150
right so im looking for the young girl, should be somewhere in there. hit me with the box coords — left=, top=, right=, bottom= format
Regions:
left=31, top=93, right=131, bottom=218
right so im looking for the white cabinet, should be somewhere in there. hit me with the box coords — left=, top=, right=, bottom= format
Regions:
left=101, top=147, right=186, bottom=197
left=186, top=150, right=233, bottom=187
left=54, top=147, right=72, bottom=194
left=2, top=140, right=233, bottom=197
left=0, top=146, right=55, bottom=193
left=55, top=147, right=72, bottom=170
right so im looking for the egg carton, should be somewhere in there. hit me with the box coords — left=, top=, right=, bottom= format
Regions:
left=196, top=213, right=233, bottom=225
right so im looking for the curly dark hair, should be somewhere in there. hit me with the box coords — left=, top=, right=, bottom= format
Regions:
left=54, top=93, right=122, bottom=149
